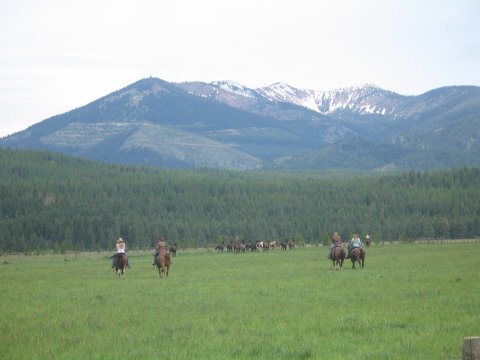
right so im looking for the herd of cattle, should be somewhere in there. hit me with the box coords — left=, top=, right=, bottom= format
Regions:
left=213, top=240, right=296, bottom=253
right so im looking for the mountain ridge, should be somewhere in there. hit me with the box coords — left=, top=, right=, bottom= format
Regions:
left=1, top=77, right=479, bottom=171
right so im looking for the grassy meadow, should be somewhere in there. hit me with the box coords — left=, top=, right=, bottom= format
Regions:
left=1, top=243, right=479, bottom=359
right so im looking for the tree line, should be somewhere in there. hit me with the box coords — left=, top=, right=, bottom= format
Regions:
left=1, top=147, right=479, bottom=253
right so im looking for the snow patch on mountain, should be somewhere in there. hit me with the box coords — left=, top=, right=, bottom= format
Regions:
left=179, top=80, right=407, bottom=117
left=257, top=82, right=320, bottom=112
left=258, top=83, right=402, bottom=116
left=211, top=80, right=257, bottom=99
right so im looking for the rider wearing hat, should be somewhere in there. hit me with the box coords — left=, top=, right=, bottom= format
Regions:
left=111, top=237, right=131, bottom=268
left=327, top=231, right=342, bottom=259
left=153, top=235, right=168, bottom=265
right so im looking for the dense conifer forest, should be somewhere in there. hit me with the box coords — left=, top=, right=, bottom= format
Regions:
left=1, top=147, right=479, bottom=253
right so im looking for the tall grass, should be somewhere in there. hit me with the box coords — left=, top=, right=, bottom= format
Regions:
left=1, top=244, right=479, bottom=359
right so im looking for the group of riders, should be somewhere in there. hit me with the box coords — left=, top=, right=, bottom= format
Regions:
left=111, top=232, right=368, bottom=267
left=327, top=232, right=369, bottom=260
left=111, top=235, right=172, bottom=269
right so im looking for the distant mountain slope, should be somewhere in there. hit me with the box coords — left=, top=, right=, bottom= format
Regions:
left=1, top=78, right=290, bottom=169
left=1, top=77, right=479, bottom=170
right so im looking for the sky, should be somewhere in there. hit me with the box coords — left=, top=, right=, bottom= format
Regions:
left=1, top=0, right=479, bottom=137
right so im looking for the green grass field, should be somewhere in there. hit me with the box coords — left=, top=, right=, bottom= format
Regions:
left=1, top=243, right=479, bottom=359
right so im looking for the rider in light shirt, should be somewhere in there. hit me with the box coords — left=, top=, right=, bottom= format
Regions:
left=111, top=237, right=130, bottom=268
left=351, top=234, right=362, bottom=249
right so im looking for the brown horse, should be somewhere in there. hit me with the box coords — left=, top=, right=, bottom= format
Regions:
left=348, top=245, right=365, bottom=269
left=155, top=253, right=171, bottom=278
left=113, top=253, right=127, bottom=278
left=329, top=246, right=345, bottom=270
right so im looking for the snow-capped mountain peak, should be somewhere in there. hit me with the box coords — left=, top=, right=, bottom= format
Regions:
left=210, top=80, right=257, bottom=98
left=257, top=82, right=403, bottom=115
left=179, top=80, right=406, bottom=116
left=257, top=82, right=320, bottom=112
left=316, top=85, right=404, bottom=115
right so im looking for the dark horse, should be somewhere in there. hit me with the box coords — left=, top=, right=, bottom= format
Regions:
left=348, top=245, right=365, bottom=269
left=169, top=246, right=177, bottom=257
left=113, top=253, right=127, bottom=277
left=329, top=246, right=345, bottom=270
left=155, top=253, right=171, bottom=278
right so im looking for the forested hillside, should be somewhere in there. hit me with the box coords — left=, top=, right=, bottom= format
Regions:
left=1, top=147, right=479, bottom=253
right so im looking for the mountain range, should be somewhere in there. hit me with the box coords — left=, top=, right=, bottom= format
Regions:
left=1, top=77, right=479, bottom=171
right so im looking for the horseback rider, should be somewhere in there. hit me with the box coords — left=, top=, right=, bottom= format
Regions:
left=153, top=235, right=168, bottom=265
left=111, top=237, right=131, bottom=268
left=327, top=231, right=342, bottom=259
left=346, top=233, right=362, bottom=258
left=365, top=234, right=371, bottom=246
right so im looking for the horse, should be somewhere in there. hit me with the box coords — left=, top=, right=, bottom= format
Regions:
left=257, top=241, right=267, bottom=251
left=233, top=243, right=246, bottom=253
left=329, top=246, right=345, bottom=270
left=348, top=245, right=365, bottom=269
left=113, top=253, right=127, bottom=278
left=365, top=238, right=371, bottom=247
left=155, top=253, right=171, bottom=278
left=215, top=245, right=224, bottom=253
left=169, top=246, right=177, bottom=257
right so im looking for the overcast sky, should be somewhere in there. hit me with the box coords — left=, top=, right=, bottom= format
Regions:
left=1, top=0, right=479, bottom=137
